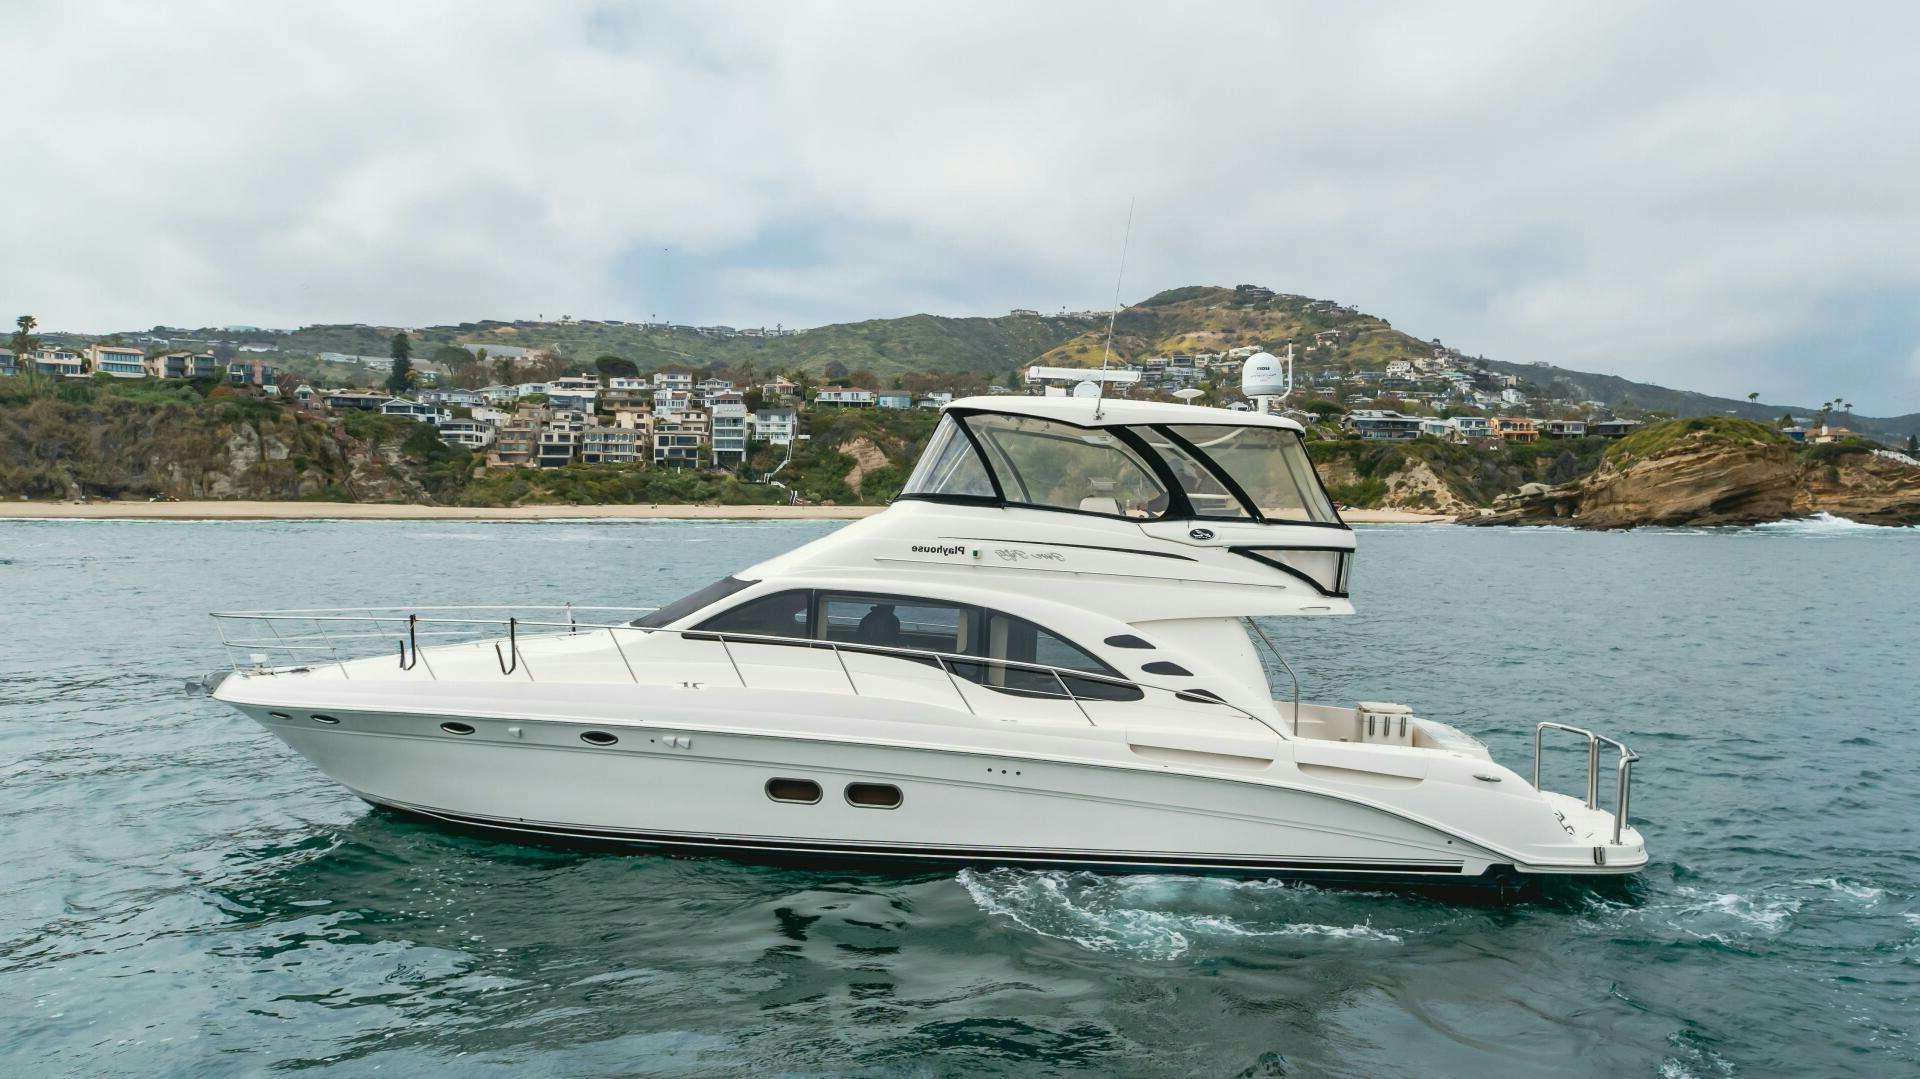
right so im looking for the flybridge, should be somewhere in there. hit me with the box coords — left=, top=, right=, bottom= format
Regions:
left=900, top=397, right=1340, bottom=528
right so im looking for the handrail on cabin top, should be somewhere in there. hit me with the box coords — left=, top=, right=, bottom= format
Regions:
left=209, top=606, right=1283, bottom=740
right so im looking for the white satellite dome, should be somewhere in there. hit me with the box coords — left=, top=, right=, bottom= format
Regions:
left=1071, top=380, right=1101, bottom=398
left=1241, top=350, right=1290, bottom=398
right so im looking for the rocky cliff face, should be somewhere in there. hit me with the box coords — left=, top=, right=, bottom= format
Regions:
left=0, top=393, right=447, bottom=502
left=1468, top=424, right=1920, bottom=528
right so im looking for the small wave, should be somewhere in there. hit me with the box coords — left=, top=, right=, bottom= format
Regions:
left=1670, top=886, right=1800, bottom=937
left=1796, top=877, right=1886, bottom=904
left=1748, top=511, right=1908, bottom=533
left=956, top=868, right=1401, bottom=960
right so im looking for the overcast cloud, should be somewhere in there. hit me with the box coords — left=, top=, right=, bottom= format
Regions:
left=5, top=1, right=1919, bottom=411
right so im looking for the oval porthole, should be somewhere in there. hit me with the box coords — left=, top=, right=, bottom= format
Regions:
left=267, top=711, right=291, bottom=721
left=1142, top=660, right=1192, bottom=677
left=766, top=777, right=822, bottom=804
left=1175, top=688, right=1226, bottom=704
left=310, top=714, right=341, bottom=725
left=1103, top=634, right=1153, bottom=649
left=845, top=782, right=902, bottom=809
left=580, top=730, right=618, bottom=747
left=440, top=721, right=475, bottom=736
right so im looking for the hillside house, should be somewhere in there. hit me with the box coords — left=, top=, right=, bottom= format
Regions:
left=1590, top=419, right=1640, bottom=438
left=33, top=347, right=86, bottom=378
left=749, top=408, right=798, bottom=446
left=581, top=426, right=644, bottom=465
left=651, top=412, right=709, bottom=468
left=1542, top=419, right=1587, bottom=438
left=876, top=392, right=913, bottom=409
left=88, top=344, right=147, bottom=378
left=1490, top=416, right=1540, bottom=443
left=710, top=394, right=749, bottom=468
left=1346, top=410, right=1423, bottom=441
left=815, top=388, right=877, bottom=407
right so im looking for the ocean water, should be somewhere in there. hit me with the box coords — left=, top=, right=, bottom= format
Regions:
left=2, top=515, right=1916, bottom=1076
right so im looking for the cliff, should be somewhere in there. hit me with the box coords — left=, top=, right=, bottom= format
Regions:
left=0, top=380, right=469, bottom=503
left=1466, top=418, right=1920, bottom=528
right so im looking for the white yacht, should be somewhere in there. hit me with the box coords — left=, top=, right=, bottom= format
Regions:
left=210, top=393, right=1646, bottom=887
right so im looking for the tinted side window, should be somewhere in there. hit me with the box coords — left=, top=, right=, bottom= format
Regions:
left=697, top=590, right=812, bottom=640
left=964, top=613, right=1143, bottom=702
left=632, top=576, right=753, bottom=627
left=817, top=593, right=973, bottom=657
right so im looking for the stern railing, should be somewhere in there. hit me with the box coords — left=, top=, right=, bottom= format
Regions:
left=1533, top=721, right=1639, bottom=845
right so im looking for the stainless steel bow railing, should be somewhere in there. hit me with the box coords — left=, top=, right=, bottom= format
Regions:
left=208, top=606, right=1287, bottom=739
left=1533, top=721, right=1639, bottom=845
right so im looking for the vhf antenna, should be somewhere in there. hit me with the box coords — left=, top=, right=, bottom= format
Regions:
left=1093, top=196, right=1135, bottom=420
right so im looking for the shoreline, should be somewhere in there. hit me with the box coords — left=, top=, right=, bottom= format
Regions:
left=0, top=500, right=1450, bottom=524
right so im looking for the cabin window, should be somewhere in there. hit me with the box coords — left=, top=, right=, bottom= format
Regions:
left=845, top=782, right=903, bottom=808
left=952, top=611, right=1143, bottom=702
left=1128, top=426, right=1253, bottom=518
left=963, top=413, right=1170, bottom=518
left=766, top=777, right=822, bottom=804
left=816, top=593, right=972, bottom=657
left=631, top=576, right=754, bottom=627
left=901, top=416, right=997, bottom=498
left=1165, top=426, right=1338, bottom=524
left=696, top=589, right=813, bottom=641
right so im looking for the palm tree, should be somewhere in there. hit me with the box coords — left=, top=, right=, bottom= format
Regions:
left=10, top=314, right=39, bottom=387
left=1747, top=392, right=1759, bottom=403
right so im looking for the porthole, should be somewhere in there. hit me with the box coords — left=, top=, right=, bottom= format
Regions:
left=766, top=777, right=822, bottom=804
left=845, top=782, right=903, bottom=809
left=440, top=721, right=475, bottom=736
left=1104, top=634, right=1153, bottom=649
left=1142, top=660, right=1192, bottom=676
left=580, top=730, right=618, bottom=747
left=310, top=714, right=341, bottom=725
left=267, top=711, right=291, bottom=720
left=1176, top=688, right=1227, bottom=704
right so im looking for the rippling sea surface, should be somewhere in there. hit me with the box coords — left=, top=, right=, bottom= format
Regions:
left=3, top=515, right=1917, bottom=1076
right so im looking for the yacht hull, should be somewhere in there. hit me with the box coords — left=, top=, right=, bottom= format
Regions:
left=240, top=702, right=1624, bottom=886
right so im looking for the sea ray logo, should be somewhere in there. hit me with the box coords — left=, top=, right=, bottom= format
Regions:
left=910, top=544, right=967, bottom=556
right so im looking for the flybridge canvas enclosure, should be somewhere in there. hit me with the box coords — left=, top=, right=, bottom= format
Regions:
left=902, top=405, right=1341, bottom=527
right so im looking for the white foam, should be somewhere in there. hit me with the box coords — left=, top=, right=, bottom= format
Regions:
left=1796, top=877, right=1886, bottom=903
left=1671, top=886, right=1800, bottom=937
left=956, top=868, right=1401, bottom=960
left=1748, top=511, right=1905, bottom=533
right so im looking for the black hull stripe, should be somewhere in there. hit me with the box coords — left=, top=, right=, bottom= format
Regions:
left=369, top=798, right=1469, bottom=876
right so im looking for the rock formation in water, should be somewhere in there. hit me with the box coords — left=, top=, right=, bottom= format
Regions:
left=1466, top=419, right=1920, bottom=528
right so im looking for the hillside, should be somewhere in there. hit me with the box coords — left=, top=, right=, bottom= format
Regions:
left=96, top=285, right=1920, bottom=434
left=1480, top=359, right=1920, bottom=441
left=1031, top=285, right=1433, bottom=372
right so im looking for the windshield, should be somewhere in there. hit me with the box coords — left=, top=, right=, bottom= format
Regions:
left=963, top=413, right=1168, bottom=518
left=901, top=416, right=996, bottom=498
left=902, top=411, right=1339, bottom=526
left=1168, top=425, right=1338, bottom=524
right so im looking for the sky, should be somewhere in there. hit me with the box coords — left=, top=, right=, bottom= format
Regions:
left=6, top=1, right=1920, bottom=413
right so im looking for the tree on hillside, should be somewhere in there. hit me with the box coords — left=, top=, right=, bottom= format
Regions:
left=823, top=360, right=849, bottom=381
left=386, top=332, right=413, bottom=394
left=10, top=315, right=40, bottom=384
left=594, top=354, right=639, bottom=383
left=1907, top=434, right=1917, bottom=454
left=1747, top=392, right=1759, bottom=402
left=1779, top=412, right=1794, bottom=427
left=493, top=355, right=517, bottom=384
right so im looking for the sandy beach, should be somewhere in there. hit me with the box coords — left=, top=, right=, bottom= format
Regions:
left=0, top=500, right=1449, bottom=524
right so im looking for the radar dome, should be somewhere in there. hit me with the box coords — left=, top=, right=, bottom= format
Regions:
left=1071, top=380, right=1101, bottom=398
left=1241, top=351, right=1290, bottom=398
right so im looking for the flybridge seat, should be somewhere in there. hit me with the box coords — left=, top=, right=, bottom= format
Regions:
left=902, top=396, right=1346, bottom=529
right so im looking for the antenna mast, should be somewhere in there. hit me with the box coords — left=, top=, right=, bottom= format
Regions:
left=1093, top=197, right=1135, bottom=419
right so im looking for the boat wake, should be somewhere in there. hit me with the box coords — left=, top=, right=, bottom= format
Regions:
left=955, top=868, right=1403, bottom=960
